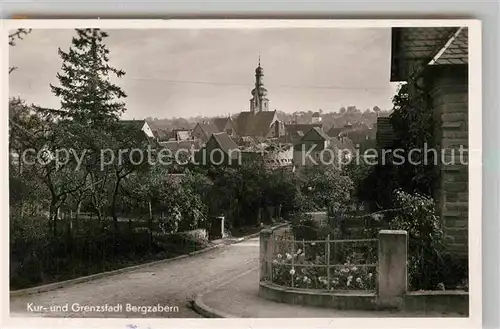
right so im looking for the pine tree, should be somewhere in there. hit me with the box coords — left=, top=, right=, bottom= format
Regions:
left=51, top=29, right=127, bottom=124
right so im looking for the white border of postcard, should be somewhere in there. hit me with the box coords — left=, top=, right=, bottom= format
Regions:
left=1, top=19, right=482, bottom=329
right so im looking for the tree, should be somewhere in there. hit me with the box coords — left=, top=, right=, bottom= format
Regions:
left=300, top=165, right=353, bottom=214
left=50, top=28, right=126, bottom=124
left=50, top=28, right=130, bottom=230
left=390, top=83, right=437, bottom=196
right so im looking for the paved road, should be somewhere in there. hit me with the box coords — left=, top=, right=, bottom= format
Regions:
left=10, top=238, right=259, bottom=318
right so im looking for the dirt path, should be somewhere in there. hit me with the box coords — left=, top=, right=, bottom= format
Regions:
left=10, top=238, right=259, bottom=318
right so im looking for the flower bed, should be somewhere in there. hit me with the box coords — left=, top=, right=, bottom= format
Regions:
left=267, top=232, right=378, bottom=291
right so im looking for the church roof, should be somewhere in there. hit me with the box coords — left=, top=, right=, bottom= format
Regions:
left=235, top=110, right=277, bottom=137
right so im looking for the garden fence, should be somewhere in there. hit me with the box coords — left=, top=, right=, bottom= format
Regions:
left=261, top=227, right=378, bottom=292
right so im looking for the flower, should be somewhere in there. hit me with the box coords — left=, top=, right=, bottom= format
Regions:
left=347, top=275, right=353, bottom=281
left=356, top=277, right=362, bottom=283
left=272, top=259, right=278, bottom=264
left=303, top=276, right=308, bottom=282
left=296, top=249, right=302, bottom=254
left=307, top=278, right=312, bottom=284
left=289, top=268, right=295, bottom=275
left=368, top=273, right=373, bottom=278
left=301, top=268, right=307, bottom=274
left=311, top=242, right=316, bottom=246
left=286, top=253, right=292, bottom=260
left=352, top=266, right=358, bottom=272
left=277, top=254, right=283, bottom=259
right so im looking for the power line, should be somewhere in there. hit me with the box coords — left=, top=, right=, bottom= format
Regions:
left=124, top=76, right=393, bottom=91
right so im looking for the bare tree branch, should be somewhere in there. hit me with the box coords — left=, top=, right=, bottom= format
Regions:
left=9, top=29, right=32, bottom=74
left=8, top=28, right=32, bottom=46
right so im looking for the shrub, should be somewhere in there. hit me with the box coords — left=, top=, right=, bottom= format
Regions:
left=290, top=212, right=319, bottom=241
left=389, top=189, right=453, bottom=290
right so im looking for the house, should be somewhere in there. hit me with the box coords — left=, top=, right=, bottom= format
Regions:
left=147, top=121, right=172, bottom=142
left=327, top=122, right=376, bottom=151
left=159, top=140, right=202, bottom=153
left=237, top=135, right=267, bottom=148
left=390, top=26, right=468, bottom=257
left=158, top=139, right=202, bottom=165
left=193, top=121, right=219, bottom=144
left=311, top=111, right=322, bottom=124
left=240, top=142, right=294, bottom=170
left=262, top=143, right=294, bottom=170
left=196, top=132, right=241, bottom=166
left=171, top=129, right=193, bottom=141
left=119, top=120, right=155, bottom=139
left=375, top=117, right=395, bottom=149
left=212, top=117, right=237, bottom=138
left=296, top=127, right=331, bottom=151
left=292, top=126, right=357, bottom=167
left=284, top=123, right=323, bottom=145
left=293, top=127, right=331, bottom=166
left=151, top=128, right=170, bottom=142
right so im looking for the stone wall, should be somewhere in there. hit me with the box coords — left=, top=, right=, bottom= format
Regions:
left=428, top=65, right=468, bottom=257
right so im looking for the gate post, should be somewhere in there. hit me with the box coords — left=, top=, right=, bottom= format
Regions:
left=260, top=229, right=272, bottom=281
left=377, top=230, right=408, bottom=309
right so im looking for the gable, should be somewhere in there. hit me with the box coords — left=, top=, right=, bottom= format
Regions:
left=142, top=122, right=155, bottom=138
left=391, top=27, right=463, bottom=81
left=302, top=127, right=328, bottom=141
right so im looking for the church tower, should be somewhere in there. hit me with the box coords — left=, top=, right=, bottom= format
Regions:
left=250, top=56, right=269, bottom=114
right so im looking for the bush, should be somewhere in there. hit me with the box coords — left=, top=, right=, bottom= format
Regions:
left=389, top=189, right=467, bottom=290
left=9, top=217, right=211, bottom=290
left=290, top=212, right=319, bottom=241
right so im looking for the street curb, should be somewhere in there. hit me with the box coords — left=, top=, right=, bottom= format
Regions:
left=192, top=267, right=259, bottom=318
left=192, top=293, right=234, bottom=318
left=10, top=244, right=223, bottom=298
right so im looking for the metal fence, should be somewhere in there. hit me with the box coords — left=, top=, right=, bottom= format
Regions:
left=261, top=228, right=378, bottom=292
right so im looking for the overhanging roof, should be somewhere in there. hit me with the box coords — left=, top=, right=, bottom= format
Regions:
left=390, top=27, right=468, bottom=82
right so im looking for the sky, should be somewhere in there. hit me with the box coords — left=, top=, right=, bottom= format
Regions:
left=9, top=28, right=400, bottom=119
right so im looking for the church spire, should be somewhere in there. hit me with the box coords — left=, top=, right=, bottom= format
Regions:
left=250, top=55, right=269, bottom=114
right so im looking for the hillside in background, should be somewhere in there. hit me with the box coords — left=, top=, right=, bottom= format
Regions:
left=142, top=106, right=393, bottom=131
